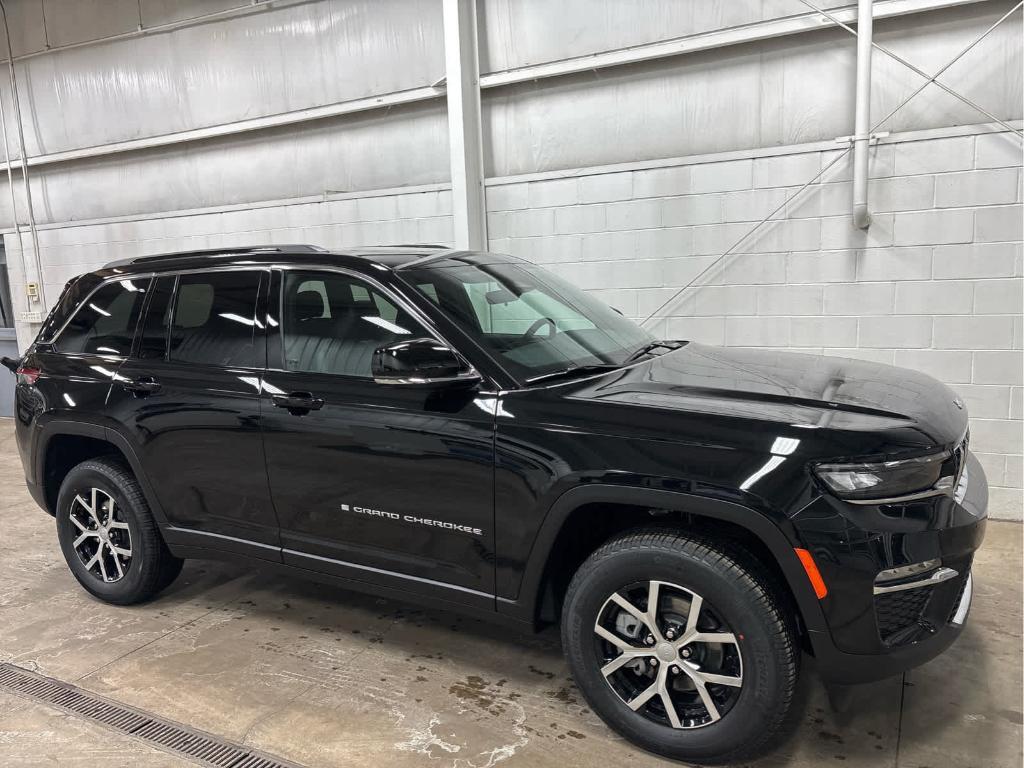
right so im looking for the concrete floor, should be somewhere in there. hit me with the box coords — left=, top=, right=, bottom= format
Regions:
left=0, top=419, right=1019, bottom=768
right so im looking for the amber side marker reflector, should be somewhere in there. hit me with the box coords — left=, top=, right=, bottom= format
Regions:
left=795, top=548, right=828, bottom=599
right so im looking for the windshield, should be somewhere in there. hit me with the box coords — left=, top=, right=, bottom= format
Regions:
left=399, top=256, right=656, bottom=382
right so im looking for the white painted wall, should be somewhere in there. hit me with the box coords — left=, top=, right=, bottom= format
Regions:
left=0, top=0, right=1020, bottom=516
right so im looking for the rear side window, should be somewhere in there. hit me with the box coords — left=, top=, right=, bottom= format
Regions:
left=169, top=271, right=263, bottom=368
left=55, top=278, right=150, bottom=356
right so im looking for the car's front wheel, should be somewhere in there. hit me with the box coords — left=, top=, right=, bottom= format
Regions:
left=56, top=457, right=183, bottom=605
left=561, top=530, right=798, bottom=764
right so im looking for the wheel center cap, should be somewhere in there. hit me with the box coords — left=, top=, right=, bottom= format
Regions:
left=99, top=529, right=109, bottom=542
left=655, top=641, right=677, bottom=663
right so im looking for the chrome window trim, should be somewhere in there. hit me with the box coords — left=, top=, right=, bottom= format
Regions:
left=871, top=566, right=958, bottom=595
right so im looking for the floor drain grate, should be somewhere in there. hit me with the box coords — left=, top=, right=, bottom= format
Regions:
left=0, top=663, right=303, bottom=768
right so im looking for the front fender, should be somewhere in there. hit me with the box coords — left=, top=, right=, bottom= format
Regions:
left=496, top=484, right=829, bottom=639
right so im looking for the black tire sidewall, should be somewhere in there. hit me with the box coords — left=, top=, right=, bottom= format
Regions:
left=562, top=542, right=792, bottom=762
left=56, top=463, right=149, bottom=602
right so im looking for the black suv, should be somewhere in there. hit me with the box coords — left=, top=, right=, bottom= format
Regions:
left=11, top=244, right=985, bottom=763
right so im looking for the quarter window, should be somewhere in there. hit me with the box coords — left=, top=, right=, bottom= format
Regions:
left=169, top=271, right=263, bottom=368
left=280, top=272, right=428, bottom=377
left=55, top=279, right=150, bottom=356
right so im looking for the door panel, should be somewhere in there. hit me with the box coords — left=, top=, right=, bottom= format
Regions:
left=104, top=270, right=278, bottom=555
left=261, top=269, right=496, bottom=596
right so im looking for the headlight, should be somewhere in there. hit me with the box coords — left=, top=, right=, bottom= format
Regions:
left=814, top=451, right=950, bottom=501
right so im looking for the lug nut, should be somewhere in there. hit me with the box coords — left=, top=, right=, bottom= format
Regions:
left=649, top=658, right=658, bottom=667
left=665, top=628, right=677, bottom=640
left=645, top=634, right=655, bottom=645
left=681, top=648, right=692, bottom=659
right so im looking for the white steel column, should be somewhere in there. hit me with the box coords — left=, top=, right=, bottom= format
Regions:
left=442, top=0, right=487, bottom=250
left=852, top=0, right=874, bottom=229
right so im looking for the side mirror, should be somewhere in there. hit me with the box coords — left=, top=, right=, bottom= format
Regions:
left=372, top=337, right=481, bottom=387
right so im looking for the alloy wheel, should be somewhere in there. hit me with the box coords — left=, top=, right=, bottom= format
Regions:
left=68, top=488, right=133, bottom=583
left=594, top=580, right=743, bottom=729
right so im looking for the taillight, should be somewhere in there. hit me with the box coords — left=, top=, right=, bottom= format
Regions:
left=16, top=366, right=40, bottom=385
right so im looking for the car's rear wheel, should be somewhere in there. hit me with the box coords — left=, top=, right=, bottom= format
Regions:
left=56, top=457, right=183, bottom=605
left=561, top=530, right=798, bottom=764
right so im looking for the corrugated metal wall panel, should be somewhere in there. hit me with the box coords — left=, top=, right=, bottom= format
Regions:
left=482, top=3, right=1022, bottom=176
left=1, top=101, right=449, bottom=226
left=2, top=0, right=444, bottom=158
left=477, top=0, right=852, bottom=74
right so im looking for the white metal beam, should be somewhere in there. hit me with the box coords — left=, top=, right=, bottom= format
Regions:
left=0, top=0, right=992, bottom=175
left=442, top=0, right=487, bottom=250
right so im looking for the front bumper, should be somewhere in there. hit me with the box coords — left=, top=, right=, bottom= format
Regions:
left=807, top=570, right=973, bottom=684
left=792, top=451, right=987, bottom=684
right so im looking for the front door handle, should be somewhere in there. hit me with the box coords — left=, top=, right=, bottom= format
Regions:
left=122, top=376, right=162, bottom=396
left=272, top=392, right=324, bottom=415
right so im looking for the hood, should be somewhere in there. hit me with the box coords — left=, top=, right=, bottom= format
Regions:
left=567, top=343, right=968, bottom=451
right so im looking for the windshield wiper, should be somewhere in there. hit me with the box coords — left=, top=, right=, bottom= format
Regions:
left=525, top=364, right=622, bottom=385
left=623, top=340, right=685, bottom=364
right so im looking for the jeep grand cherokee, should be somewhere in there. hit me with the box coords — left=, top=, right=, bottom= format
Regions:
left=9, top=244, right=985, bottom=763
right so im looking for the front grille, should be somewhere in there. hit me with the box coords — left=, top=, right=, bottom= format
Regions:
left=875, top=586, right=933, bottom=645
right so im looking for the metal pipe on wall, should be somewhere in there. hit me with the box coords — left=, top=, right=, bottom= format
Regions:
left=0, top=88, right=24, bottom=263
left=852, top=0, right=874, bottom=230
left=0, top=0, right=45, bottom=309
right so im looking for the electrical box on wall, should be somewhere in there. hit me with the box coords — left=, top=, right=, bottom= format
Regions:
left=18, top=311, right=42, bottom=323
left=25, top=283, right=39, bottom=302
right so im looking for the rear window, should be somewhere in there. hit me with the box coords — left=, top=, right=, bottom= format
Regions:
left=53, top=279, right=150, bottom=356
left=37, top=273, right=103, bottom=344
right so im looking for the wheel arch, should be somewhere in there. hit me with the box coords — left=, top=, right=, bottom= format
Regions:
left=499, top=485, right=828, bottom=642
left=35, top=418, right=168, bottom=526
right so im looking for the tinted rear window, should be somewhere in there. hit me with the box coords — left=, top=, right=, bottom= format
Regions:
left=38, top=273, right=103, bottom=344
left=54, top=279, right=150, bottom=356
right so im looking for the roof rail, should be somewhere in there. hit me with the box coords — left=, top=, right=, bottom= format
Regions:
left=385, top=243, right=450, bottom=249
left=103, top=244, right=328, bottom=269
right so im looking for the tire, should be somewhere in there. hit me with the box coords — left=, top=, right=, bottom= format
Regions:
left=561, top=530, right=798, bottom=764
left=55, top=457, right=184, bottom=605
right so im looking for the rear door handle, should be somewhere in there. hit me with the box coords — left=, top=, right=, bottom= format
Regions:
left=122, top=376, right=161, bottom=396
left=272, top=392, right=324, bottom=414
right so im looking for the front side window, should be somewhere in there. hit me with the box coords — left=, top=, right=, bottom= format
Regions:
left=55, top=278, right=150, bottom=356
left=280, top=271, right=428, bottom=377
left=401, top=258, right=654, bottom=381
left=169, top=271, right=263, bottom=367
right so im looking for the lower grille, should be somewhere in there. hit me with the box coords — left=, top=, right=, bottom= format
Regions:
left=875, top=586, right=933, bottom=645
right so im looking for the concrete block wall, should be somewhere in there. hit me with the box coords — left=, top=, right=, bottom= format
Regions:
left=487, top=127, right=1023, bottom=520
